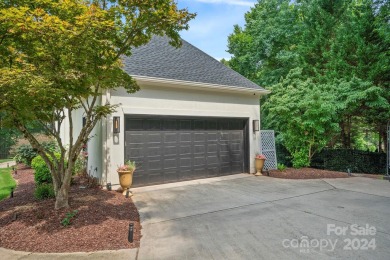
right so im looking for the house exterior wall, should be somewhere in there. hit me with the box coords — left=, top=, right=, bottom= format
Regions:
left=60, top=97, right=102, bottom=180
left=103, top=83, right=262, bottom=186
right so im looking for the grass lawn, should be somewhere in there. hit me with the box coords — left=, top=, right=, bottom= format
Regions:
left=0, top=158, right=13, bottom=163
left=0, top=168, right=16, bottom=201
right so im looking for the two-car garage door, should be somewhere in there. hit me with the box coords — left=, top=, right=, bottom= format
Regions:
left=125, top=116, right=248, bottom=187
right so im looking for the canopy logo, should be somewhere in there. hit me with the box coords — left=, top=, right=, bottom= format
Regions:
left=282, top=224, right=376, bottom=253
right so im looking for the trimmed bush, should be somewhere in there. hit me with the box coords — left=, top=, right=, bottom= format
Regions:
left=31, top=155, right=53, bottom=184
left=34, top=183, right=55, bottom=200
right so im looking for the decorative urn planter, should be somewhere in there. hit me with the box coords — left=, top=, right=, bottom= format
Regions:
left=117, top=160, right=136, bottom=196
left=254, top=154, right=266, bottom=176
left=117, top=170, right=134, bottom=195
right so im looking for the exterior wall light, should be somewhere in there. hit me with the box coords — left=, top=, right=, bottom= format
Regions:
left=253, top=120, right=260, bottom=132
left=113, top=116, right=120, bottom=134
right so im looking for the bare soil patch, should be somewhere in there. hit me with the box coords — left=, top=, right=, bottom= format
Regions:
left=267, top=167, right=349, bottom=179
left=0, top=164, right=141, bottom=253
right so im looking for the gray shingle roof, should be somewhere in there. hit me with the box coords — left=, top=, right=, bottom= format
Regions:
left=122, top=36, right=265, bottom=91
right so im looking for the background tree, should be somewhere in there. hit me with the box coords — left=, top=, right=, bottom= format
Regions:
left=0, top=0, right=195, bottom=209
left=227, top=0, right=389, bottom=166
left=264, top=68, right=339, bottom=167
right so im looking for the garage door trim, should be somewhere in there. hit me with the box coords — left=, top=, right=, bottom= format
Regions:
left=124, top=114, right=250, bottom=186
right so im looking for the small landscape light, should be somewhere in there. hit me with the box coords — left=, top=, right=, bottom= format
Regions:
left=106, top=182, right=112, bottom=191
left=128, top=223, right=134, bottom=243
left=10, top=187, right=14, bottom=198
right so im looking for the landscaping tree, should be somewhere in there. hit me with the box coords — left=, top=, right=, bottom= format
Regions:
left=263, top=68, right=340, bottom=168
left=0, top=0, right=195, bottom=209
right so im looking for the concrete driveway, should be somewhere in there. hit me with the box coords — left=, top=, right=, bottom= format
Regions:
left=132, top=175, right=390, bottom=260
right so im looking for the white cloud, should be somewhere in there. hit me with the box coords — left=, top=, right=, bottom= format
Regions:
left=193, top=0, right=255, bottom=7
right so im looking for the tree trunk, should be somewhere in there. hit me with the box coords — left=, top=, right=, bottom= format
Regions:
left=379, top=126, right=387, bottom=153
left=55, top=185, right=69, bottom=209
left=340, top=118, right=352, bottom=148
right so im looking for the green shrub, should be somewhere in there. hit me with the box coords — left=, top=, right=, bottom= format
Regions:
left=292, top=150, right=310, bottom=168
left=277, top=163, right=287, bottom=171
left=14, top=144, right=36, bottom=166
left=32, top=155, right=53, bottom=184
left=14, top=141, right=57, bottom=166
left=61, top=210, right=78, bottom=227
left=73, top=155, right=86, bottom=175
left=34, top=183, right=55, bottom=200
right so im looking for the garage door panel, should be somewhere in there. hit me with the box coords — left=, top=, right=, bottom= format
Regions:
left=207, top=144, right=218, bottom=153
left=207, top=155, right=219, bottom=165
left=220, top=154, right=231, bottom=163
left=180, top=145, right=191, bottom=155
left=220, top=165, right=232, bottom=174
left=194, top=145, right=206, bottom=154
left=220, top=133, right=229, bottom=141
left=179, top=158, right=192, bottom=167
left=126, top=117, right=246, bottom=187
left=164, top=171, right=179, bottom=183
left=164, top=146, right=177, bottom=156
left=180, top=170, right=193, bottom=181
left=164, top=133, right=177, bottom=143
left=194, top=133, right=206, bottom=142
left=148, top=172, right=165, bottom=185
left=207, top=132, right=218, bottom=141
left=179, top=120, right=191, bottom=130
left=147, top=133, right=162, bottom=143
left=180, top=133, right=191, bottom=142
left=194, top=156, right=206, bottom=166
left=163, top=158, right=177, bottom=169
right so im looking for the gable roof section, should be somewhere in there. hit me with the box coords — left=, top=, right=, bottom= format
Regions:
left=122, top=36, right=266, bottom=92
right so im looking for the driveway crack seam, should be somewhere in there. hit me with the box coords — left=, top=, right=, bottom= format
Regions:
left=143, top=188, right=335, bottom=225
left=321, top=178, right=390, bottom=198
left=334, top=188, right=390, bottom=198
left=320, top=179, right=338, bottom=189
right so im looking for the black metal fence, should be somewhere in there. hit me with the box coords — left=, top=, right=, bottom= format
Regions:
left=311, top=149, right=387, bottom=174
left=277, top=146, right=387, bottom=174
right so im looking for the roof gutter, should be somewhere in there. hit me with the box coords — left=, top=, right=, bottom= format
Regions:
left=131, top=75, right=271, bottom=95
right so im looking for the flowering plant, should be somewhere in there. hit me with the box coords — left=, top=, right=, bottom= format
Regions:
left=255, top=154, right=266, bottom=160
left=117, top=160, right=136, bottom=172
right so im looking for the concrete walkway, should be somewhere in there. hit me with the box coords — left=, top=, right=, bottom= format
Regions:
left=0, top=160, right=15, bottom=169
left=2, top=175, right=390, bottom=259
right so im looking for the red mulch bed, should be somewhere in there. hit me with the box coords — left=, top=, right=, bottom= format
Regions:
left=0, top=164, right=141, bottom=253
left=267, top=167, right=349, bottom=179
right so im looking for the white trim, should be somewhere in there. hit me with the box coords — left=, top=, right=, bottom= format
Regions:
left=131, top=75, right=271, bottom=95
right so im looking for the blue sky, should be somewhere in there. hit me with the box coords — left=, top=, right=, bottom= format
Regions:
left=177, top=0, right=257, bottom=61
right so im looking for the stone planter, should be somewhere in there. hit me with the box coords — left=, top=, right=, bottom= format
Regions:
left=117, top=170, right=134, bottom=195
left=255, top=158, right=265, bottom=176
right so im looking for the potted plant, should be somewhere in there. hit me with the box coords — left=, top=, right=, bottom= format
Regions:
left=255, top=154, right=266, bottom=176
left=117, top=160, right=136, bottom=195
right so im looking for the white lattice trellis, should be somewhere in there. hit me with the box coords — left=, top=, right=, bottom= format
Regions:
left=260, top=130, right=277, bottom=170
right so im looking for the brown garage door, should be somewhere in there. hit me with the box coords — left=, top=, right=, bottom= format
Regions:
left=125, top=116, right=248, bottom=187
